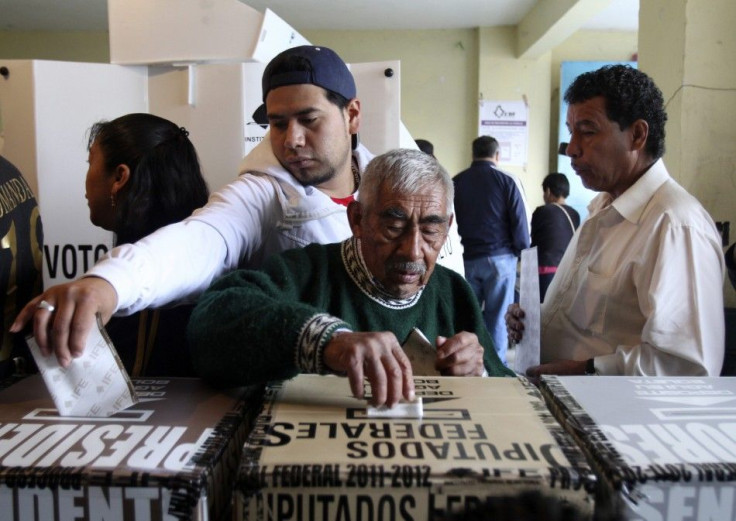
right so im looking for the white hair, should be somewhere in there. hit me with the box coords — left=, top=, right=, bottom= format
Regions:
left=358, top=148, right=453, bottom=211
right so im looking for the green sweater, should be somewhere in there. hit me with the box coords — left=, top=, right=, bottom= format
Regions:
left=188, top=238, right=514, bottom=386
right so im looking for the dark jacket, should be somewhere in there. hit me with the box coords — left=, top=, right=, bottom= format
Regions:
left=453, top=160, right=529, bottom=259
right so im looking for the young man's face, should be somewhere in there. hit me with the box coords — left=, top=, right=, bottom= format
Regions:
left=266, top=84, right=360, bottom=191
left=565, top=96, right=642, bottom=198
left=348, top=182, right=451, bottom=299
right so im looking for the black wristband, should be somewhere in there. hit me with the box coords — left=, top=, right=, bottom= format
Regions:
left=584, top=358, right=597, bottom=375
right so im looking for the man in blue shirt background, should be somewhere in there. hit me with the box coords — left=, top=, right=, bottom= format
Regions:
left=453, top=136, right=529, bottom=366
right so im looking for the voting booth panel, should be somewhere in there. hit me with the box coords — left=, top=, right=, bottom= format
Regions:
left=109, top=0, right=263, bottom=64
left=235, top=375, right=595, bottom=521
left=0, top=376, right=260, bottom=521
left=147, top=63, right=255, bottom=194
left=0, top=60, right=147, bottom=289
left=108, top=1, right=307, bottom=66
left=540, top=376, right=736, bottom=521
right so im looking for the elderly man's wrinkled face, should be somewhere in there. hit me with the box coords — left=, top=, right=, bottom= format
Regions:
left=348, top=182, right=451, bottom=299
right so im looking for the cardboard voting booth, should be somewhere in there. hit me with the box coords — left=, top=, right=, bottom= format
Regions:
left=235, top=375, right=595, bottom=520
left=0, top=375, right=260, bottom=521
left=540, top=376, right=736, bottom=521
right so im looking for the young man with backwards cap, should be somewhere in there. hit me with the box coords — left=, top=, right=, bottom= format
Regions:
left=13, top=46, right=380, bottom=369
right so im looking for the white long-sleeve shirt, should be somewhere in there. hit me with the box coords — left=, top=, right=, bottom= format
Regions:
left=541, top=159, right=725, bottom=376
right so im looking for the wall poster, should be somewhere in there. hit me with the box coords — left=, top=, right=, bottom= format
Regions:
left=478, top=100, right=528, bottom=167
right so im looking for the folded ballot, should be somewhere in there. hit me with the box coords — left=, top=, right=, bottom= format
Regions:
left=26, top=314, right=138, bottom=417
left=402, top=326, right=440, bottom=376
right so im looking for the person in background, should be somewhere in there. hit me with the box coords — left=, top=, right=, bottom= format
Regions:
left=188, top=149, right=513, bottom=407
left=415, top=138, right=435, bottom=157
left=531, top=173, right=580, bottom=301
left=84, top=113, right=209, bottom=376
left=726, top=242, right=736, bottom=290
left=506, top=65, right=724, bottom=377
left=453, top=136, right=529, bottom=366
left=1, top=155, right=43, bottom=386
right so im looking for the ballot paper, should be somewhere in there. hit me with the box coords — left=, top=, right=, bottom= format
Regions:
left=513, top=247, right=541, bottom=374
left=365, top=396, right=423, bottom=418
left=402, top=327, right=440, bottom=376
left=26, top=315, right=138, bottom=417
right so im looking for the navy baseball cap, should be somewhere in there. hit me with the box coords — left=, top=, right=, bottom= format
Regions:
left=261, top=45, right=357, bottom=102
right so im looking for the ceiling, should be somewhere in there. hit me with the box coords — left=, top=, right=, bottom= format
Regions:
left=0, top=0, right=639, bottom=33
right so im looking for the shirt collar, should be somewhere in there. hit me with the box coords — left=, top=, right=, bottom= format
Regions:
left=587, top=158, right=669, bottom=224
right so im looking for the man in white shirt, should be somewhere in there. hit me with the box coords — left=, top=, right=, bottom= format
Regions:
left=506, top=64, right=725, bottom=377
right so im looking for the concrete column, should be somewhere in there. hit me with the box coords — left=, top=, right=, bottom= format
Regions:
left=639, top=0, right=736, bottom=306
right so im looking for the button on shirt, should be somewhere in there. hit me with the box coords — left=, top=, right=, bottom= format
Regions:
left=541, top=159, right=725, bottom=376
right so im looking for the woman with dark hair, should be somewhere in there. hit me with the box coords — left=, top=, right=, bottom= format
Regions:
left=85, top=113, right=209, bottom=376
left=531, top=173, right=580, bottom=302
left=86, top=113, right=209, bottom=245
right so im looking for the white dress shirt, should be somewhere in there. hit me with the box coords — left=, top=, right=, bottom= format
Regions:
left=541, top=159, right=725, bottom=376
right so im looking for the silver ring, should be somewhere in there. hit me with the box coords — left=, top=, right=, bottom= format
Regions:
left=37, top=300, right=55, bottom=313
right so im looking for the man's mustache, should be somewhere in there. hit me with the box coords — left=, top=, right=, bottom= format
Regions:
left=387, top=261, right=427, bottom=275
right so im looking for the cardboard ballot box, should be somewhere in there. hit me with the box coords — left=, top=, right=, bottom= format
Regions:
left=540, top=376, right=736, bottom=521
left=234, top=375, right=595, bottom=520
left=0, top=375, right=260, bottom=521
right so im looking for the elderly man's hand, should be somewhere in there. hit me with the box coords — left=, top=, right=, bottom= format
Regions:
left=435, top=332, right=485, bottom=376
left=10, top=277, right=118, bottom=368
left=322, top=331, right=415, bottom=407
left=505, top=303, right=526, bottom=344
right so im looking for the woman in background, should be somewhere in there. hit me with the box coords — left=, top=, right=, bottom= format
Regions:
left=530, top=173, right=580, bottom=302
left=85, top=113, right=209, bottom=376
